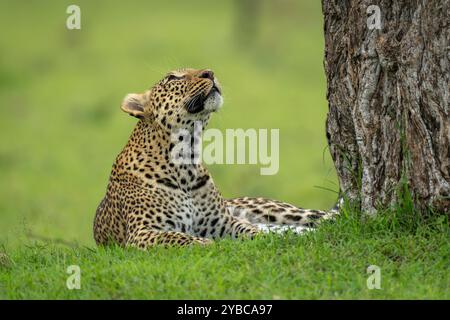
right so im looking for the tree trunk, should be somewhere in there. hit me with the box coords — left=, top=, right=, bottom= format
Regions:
left=322, top=0, right=449, bottom=214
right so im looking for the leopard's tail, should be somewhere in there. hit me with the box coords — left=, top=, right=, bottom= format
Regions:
left=225, top=196, right=342, bottom=234
left=329, top=196, right=344, bottom=215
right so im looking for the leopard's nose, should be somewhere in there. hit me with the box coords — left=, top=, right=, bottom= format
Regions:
left=199, top=70, right=214, bottom=80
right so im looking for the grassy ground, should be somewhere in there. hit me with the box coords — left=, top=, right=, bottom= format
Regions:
left=1, top=208, right=448, bottom=299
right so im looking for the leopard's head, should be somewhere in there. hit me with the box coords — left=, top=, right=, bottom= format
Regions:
left=121, top=68, right=223, bottom=131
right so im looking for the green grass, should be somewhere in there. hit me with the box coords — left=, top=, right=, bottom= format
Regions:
left=1, top=209, right=448, bottom=299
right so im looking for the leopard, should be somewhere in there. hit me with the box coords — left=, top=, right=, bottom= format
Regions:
left=93, top=68, right=339, bottom=248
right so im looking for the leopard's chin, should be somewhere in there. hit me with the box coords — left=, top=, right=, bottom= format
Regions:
left=203, top=89, right=223, bottom=112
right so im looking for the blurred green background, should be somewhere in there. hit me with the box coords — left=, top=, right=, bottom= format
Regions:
left=0, top=0, right=337, bottom=247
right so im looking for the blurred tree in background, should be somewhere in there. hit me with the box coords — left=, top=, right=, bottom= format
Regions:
left=233, top=0, right=261, bottom=47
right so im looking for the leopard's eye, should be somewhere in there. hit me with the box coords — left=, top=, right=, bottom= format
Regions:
left=166, top=74, right=184, bottom=82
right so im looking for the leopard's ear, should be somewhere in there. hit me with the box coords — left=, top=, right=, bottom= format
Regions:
left=121, top=93, right=146, bottom=118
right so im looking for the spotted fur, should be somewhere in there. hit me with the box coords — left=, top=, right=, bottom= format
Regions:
left=93, top=68, right=337, bottom=248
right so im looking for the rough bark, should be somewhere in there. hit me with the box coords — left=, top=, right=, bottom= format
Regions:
left=322, top=0, right=449, bottom=214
